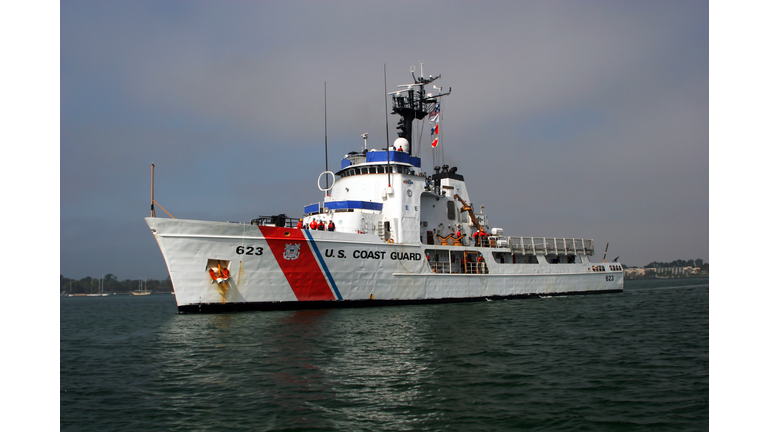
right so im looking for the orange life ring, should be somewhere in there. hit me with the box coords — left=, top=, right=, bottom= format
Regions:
left=210, top=264, right=230, bottom=283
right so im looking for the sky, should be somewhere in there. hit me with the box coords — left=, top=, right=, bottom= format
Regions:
left=55, top=0, right=711, bottom=280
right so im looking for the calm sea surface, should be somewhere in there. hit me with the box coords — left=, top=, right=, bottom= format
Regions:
left=60, top=279, right=708, bottom=431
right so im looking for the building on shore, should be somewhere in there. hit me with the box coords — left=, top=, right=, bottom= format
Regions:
left=624, top=266, right=706, bottom=278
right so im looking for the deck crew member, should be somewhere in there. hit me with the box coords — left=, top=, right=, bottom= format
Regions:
left=318, top=220, right=325, bottom=231
left=310, top=219, right=318, bottom=230
left=475, top=231, right=487, bottom=247
left=328, top=221, right=335, bottom=232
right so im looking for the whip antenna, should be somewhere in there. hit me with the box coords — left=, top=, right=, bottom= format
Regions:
left=384, top=64, right=391, bottom=187
left=148, top=163, right=174, bottom=218
left=150, top=164, right=155, bottom=217
left=324, top=81, right=329, bottom=195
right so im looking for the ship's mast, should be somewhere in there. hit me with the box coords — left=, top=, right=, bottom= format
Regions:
left=390, top=67, right=451, bottom=156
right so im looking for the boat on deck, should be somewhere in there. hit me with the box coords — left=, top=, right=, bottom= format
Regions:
left=146, top=68, right=623, bottom=313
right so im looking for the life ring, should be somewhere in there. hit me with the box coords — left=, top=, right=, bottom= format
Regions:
left=209, top=265, right=230, bottom=283
left=387, top=238, right=394, bottom=243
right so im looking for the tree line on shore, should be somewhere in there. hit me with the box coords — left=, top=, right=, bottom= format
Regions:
left=642, top=259, right=708, bottom=270
left=60, top=274, right=173, bottom=294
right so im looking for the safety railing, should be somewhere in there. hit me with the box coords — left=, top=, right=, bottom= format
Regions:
left=463, top=262, right=488, bottom=274
left=428, top=261, right=488, bottom=274
left=430, top=262, right=452, bottom=273
left=451, top=234, right=594, bottom=255
left=507, top=237, right=594, bottom=256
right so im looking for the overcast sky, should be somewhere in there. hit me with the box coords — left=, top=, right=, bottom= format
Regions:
left=56, top=1, right=710, bottom=280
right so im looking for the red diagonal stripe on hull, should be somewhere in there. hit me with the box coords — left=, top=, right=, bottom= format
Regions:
left=260, top=226, right=335, bottom=301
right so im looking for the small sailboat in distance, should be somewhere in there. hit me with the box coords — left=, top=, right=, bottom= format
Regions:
left=101, top=275, right=111, bottom=296
left=131, top=277, right=152, bottom=296
left=87, top=276, right=106, bottom=296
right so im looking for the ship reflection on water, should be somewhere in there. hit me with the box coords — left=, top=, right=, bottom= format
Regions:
left=154, top=305, right=440, bottom=429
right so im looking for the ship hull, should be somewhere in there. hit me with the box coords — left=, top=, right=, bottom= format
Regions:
left=147, top=217, right=624, bottom=313
left=176, top=290, right=623, bottom=313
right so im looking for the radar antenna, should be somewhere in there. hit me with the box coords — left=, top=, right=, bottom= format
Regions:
left=391, top=66, right=451, bottom=157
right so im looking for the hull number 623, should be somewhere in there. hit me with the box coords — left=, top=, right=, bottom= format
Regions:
left=236, top=246, right=263, bottom=255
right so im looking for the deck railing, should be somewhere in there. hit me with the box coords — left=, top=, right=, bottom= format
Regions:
left=443, top=235, right=594, bottom=255
left=507, top=237, right=594, bottom=256
left=430, top=262, right=452, bottom=274
left=463, top=262, right=488, bottom=274
left=429, top=261, right=488, bottom=274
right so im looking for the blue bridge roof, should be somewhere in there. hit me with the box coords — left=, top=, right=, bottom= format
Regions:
left=340, top=151, right=421, bottom=169
left=304, top=200, right=384, bottom=215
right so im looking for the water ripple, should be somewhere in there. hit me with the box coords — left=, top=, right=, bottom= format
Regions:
left=61, top=280, right=708, bottom=431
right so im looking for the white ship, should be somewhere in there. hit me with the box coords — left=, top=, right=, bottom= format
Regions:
left=146, top=68, right=623, bottom=313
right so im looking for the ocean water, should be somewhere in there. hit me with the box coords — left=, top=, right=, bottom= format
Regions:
left=60, top=279, right=708, bottom=431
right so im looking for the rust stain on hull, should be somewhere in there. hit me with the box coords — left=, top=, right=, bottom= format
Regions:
left=237, top=260, right=244, bottom=287
left=215, top=280, right=229, bottom=303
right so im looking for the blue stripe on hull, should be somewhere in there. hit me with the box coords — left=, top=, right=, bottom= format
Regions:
left=304, top=230, right=344, bottom=300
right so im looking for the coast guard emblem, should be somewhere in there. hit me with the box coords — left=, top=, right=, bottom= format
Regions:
left=283, top=243, right=301, bottom=260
